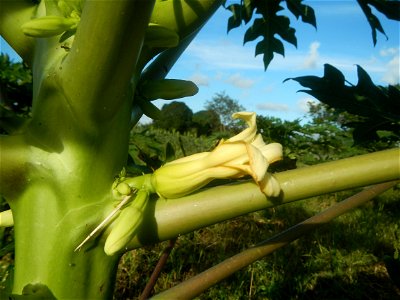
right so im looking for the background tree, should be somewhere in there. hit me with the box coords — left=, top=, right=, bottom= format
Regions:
left=191, top=109, right=221, bottom=136
left=0, top=54, right=32, bottom=134
left=153, top=101, right=193, bottom=133
left=205, top=91, right=245, bottom=131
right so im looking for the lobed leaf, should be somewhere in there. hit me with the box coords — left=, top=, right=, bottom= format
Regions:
left=225, top=0, right=313, bottom=70
left=285, top=64, right=400, bottom=145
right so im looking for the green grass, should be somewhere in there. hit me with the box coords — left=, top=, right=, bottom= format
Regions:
left=112, top=188, right=400, bottom=299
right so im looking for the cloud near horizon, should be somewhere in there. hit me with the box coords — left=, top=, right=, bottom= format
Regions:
left=302, top=41, right=321, bottom=69
left=225, top=73, right=255, bottom=89
left=380, top=47, right=399, bottom=85
left=297, top=98, right=318, bottom=113
left=256, top=102, right=290, bottom=112
left=256, top=97, right=318, bottom=114
left=189, top=72, right=210, bottom=86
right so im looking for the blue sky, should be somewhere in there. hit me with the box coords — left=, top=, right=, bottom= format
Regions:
left=164, top=0, right=399, bottom=122
left=1, top=1, right=399, bottom=123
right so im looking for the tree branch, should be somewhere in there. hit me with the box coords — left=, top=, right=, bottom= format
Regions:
left=126, top=148, right=400, bottom=249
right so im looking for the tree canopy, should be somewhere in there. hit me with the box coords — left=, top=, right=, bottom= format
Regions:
left=205, top=92, right=245, bottom=130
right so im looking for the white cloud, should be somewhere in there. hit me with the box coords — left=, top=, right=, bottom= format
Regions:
left=189, top=73, right=210, bottom=86
left=380, top=47, right=399, bottom=84
left=186, top=40, right=263, bottom=71
left=297, top=98, right=318, bottom=113
left=256, top=102, right=290, bottom=112
left=382, top=55, right=399, bottom=84
left=380, top=47, right=398, bottom=57
left=225, top=73, right=255, bottom=89
left=302, top=41, right=320, bottom=69
left=256, top=98, right=318, bottom=114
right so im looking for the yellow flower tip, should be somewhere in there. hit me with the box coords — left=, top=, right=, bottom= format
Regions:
left=231, top=111, right=255, bottom=121
left=259, top=173, right=281, bottom=198
left=0, top=210, right=14, bottom=227
left=261, top=143, right=283, bottom=164
left=226, top=112, right=258, bottom=143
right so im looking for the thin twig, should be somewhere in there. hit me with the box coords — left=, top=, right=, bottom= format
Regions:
left=139, top=238, right=177, bottom=299
left=74, top=194, right=134, bottom=252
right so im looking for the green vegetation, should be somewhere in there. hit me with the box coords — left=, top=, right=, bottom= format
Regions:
left=0, top=0, right=399, bottom=299
left=107, top=123, right=399, bottom=299
left=1, top=52, right=399, bottom=297
left=113, top=188, right=400, bottom=299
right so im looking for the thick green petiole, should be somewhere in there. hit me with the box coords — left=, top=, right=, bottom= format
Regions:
left=125, top=148, right=400, bottom=249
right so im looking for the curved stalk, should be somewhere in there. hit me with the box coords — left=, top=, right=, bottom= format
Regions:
left=0, top=0, right=37, bottom=64
left=150, top=0, right=222, bottom=39
left=153, top=180, right=398, bottom=299
left=126, top=148, right=400, bottom=249
left=61, top=0, right=155, bottom=123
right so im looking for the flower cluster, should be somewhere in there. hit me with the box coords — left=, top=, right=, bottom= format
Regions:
left=151, top=112, right=283, bottom=198
left=75, top=112, right=283, bottom=255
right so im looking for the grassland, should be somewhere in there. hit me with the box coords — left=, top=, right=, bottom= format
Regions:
left=113, top=187, right=400, bottom=299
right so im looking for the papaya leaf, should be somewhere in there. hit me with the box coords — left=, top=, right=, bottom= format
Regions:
left=226, top=0, right=254, bottom=32
left=286, top=64, right=400, bottom=145
left=365, top=0, right=400, bottom=20
left=286, top=0, right=317, bottom=28
left=357, top=0, right=389, bottom=45
left=226, top=4, right=243, bottom=32
left=225, top=0, right=316, bottom=70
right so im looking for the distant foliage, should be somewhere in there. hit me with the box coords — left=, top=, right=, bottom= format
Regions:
left=153, top=101, right=193, bottom=133
left=0, top=54, right=32, bottom=133
left=0, top=54, right=32, bottom=111
left=192, top=110, right=221, bottom=136
left=127, top=125, right=216, bottom=174
left=205, top=92, right=245, bottom=131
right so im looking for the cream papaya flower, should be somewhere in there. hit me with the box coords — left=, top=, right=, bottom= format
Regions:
left=77, top=112, right=282, bottom=254
left=151, top=112, right=283, bottom=198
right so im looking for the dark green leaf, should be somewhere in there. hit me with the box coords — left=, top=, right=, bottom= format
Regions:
left=243, top=0, right=255, bottom=23
left=274, top=15, right=297, bottom=47
left=286, top=0, right=317, bottom=28
left=286, top=64, right=400, bottom=145
left=362, top=0, right=400, bottom=21
left=357, top=0, right=388, bottom=45
left=225, top=0, right=316, bottom=70
left=138, top=97, right=162, bottom=120
left=227, top=4, right=242, bottom=32
left=324, top=64, right=346, bottom=87
left=0, top=241, right=14, bottom=257
left=243, top=18, right=264, bottom=44
left=164, top=142, right=176, bottom=162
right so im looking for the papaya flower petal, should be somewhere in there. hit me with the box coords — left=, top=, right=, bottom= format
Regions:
left=259, top=143, right=283, bottom=164
left=260, top=173, right=281, bottom=197
left=151, top=111, right=283, bottom=199
left=226, top=112, right=257, bottom=143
